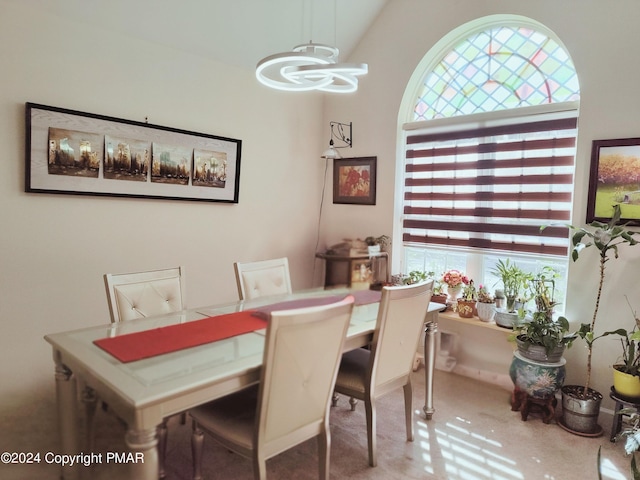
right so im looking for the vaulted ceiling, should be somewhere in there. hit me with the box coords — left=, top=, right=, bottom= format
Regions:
left=16, top=0, right=387, bottom=70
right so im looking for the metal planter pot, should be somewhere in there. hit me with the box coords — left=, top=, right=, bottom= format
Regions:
left=516, top=337, right=565, bottom=363
left=560, top=385, right=603, bottom=436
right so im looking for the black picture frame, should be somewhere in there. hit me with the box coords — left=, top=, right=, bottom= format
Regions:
left=587, top=138, right=640, bottom=225
left=332, top=156, right=377, bottom=205
left=25, top=102, right=242, bottom=203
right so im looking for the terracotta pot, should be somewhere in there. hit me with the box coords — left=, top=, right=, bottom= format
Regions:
left=457, top=300, right=475, bottom=318
left=431, top=293, right=448, bottom=305
left=613, top=366, right=640, bottom=398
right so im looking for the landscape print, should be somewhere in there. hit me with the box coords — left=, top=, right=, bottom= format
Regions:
left=48, top=127, right=101, bottom=178
left=151, top=143, right=192, bottom=185
left=593, top=143, right=640, bottom=219
left=104, top=136, right=151, bottom=182
left=192, top=149, right=227, bottom=188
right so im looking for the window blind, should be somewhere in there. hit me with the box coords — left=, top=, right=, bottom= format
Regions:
left=402, top=111, right=577, bottom=257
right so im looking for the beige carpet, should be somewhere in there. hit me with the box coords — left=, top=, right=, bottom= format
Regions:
left=77, top=369, right=632, bottom=479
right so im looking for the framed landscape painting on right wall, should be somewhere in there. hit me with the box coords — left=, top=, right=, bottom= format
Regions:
left=587, top=137, right=640, bottom=225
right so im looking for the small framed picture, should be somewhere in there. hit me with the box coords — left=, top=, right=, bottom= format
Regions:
left=333, top=156, right=376, bottom=205
left=587, top=138, right=640, bottom=225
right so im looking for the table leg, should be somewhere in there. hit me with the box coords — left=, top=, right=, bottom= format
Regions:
left=125, top=427, right=159, bottom=480
left=423, top=320, right=437, bottom=419
left=54, top=362, right=80, bottom=480
left=81, top=386, right=98, bottom=453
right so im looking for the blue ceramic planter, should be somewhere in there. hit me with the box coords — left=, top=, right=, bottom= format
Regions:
left=509, top=351, right=566, bottom=399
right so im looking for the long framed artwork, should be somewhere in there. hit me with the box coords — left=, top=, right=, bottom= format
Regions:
left=587, top=137, right=640, bottom=225
left=333, top=156, right=377, bottom=205
left=25, top=103, right=242, bottom=203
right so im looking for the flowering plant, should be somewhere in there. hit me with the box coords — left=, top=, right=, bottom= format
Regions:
left=461, top=280, right=477, bottom=301
left=442, top=269, right=469, bottom=288
left=477, top=285, right=494, bottom=303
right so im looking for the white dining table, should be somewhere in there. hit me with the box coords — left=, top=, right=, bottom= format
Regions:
left=44, top=288, right=441, bottom=480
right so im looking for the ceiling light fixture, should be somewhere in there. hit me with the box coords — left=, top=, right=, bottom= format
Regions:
left=256, top=44, right=367, bottom=93
left=321, top=121, right=352, bottom=159
left=255, top=1, right=367, bottom=93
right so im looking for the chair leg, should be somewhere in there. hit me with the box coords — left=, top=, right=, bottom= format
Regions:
left=364, top=398, right=377, bottom=467
left=191, top=421, right=204, bottom=480
left=349, top=396, right=358, bottom=411
left=331, top=392, right=339, bottom=407
left=403, top=382, right=414, bottom=442
left=317, top=430, right=330, bottom=480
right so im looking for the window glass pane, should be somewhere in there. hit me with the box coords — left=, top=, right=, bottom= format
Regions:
left=414, top=26, right=580, bottom=121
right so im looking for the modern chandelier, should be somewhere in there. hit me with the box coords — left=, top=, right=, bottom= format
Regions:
left=255, top=0, right=367, bottom=93
left=256, top=43, right=368, bottom=93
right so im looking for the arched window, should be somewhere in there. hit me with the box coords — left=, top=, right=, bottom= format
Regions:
left=396, top=16, right=580, bottom=306
left=413, top=25, right=579, bottom=120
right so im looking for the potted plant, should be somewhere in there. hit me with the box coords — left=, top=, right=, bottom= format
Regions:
left=512, top=267, right=577, bottom=362
left=513, top=314, right=575, bottom=363
left=364, top=235, right=390, bottom=255
left=442, top=269, right=469, bottom=302
left=549, top=204, right=638, bottom=435
left=476, top=284, right=495, bottom=322
left=491, top=259, right=529, bottom=327
left=430, top=279, right=448, bottom=304
left=606, top=299, right=640, bottom=398
left=604, top=409, right=640, bottom=479
left=457, top=280, right=477, bottom=318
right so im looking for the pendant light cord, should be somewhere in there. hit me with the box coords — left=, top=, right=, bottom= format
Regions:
left=313, top=158, right=330, bottom=284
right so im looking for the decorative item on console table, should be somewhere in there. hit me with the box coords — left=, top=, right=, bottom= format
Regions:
left=457, top=280, right=477, bottom=318
left=476, top=285, right=495, bottom=322
left=364, top=235, right=390, bottom=256
left=543, top=204, right=638, bottom=436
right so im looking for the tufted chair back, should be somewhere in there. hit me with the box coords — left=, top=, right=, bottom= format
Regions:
left=104, top=267, right=185, bottom=322
left=234, top=257, right=292, bottom=300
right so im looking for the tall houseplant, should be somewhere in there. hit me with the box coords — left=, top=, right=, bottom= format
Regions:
left=553, top=204, right=638, bottom=434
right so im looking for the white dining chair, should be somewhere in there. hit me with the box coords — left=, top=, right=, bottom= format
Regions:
left=103, top=266, right=186, bottom=478
left=190, top=295, right=355, bottom=480
left=331, top=280, right=434, bottom=467
left=234, top=257, right=292, bottom=300
left=104, top=266, right=186, bottom=322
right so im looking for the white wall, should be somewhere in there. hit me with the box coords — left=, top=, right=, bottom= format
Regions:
left=0, top=1, right=327, bottom=468
left=321, top=0, right=640, bottom=409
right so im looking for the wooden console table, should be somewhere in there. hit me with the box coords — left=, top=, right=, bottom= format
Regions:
left=315, top=252, right=389, bottom=288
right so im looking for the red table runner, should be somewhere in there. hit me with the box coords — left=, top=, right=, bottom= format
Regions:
left=94, top=291, right=381, bottom=363
left=94, top=311, right=267, bottom=363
